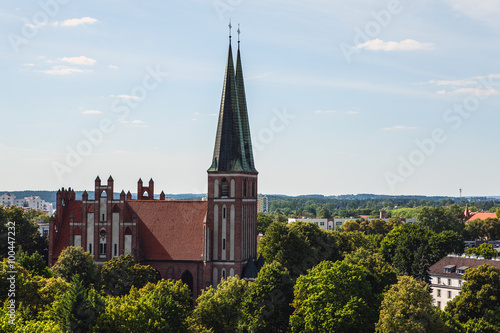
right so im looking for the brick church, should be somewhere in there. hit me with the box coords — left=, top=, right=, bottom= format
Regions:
left=49, top=33, right=259, bottom=297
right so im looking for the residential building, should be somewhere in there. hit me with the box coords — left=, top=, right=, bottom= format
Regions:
left=429, top=254, right=500, bottom=310
left=257, top=196, right=269, bottom=214
left=288, top=216, right=417, bottom=231
left=0, top=193, right=54, bottom=215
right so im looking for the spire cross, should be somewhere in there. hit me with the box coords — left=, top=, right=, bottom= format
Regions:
left=237, top=23, right=241, bottom=43
left=228, top=20, right=232, bottom=39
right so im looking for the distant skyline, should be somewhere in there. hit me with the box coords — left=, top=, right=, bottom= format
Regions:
left=1, top=0, right=499, bottom=197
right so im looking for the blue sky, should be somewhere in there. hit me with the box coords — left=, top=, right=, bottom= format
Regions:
left=1, top=0, right=499, bottom=197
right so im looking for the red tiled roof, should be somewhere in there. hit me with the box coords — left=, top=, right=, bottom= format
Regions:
left=53, top=201, right=82, bottom=259
left=465, top=212, right=497, bottom=222
left=127, top=200, right=207, bottom=261
left=429, top=255, right=500, bottom=278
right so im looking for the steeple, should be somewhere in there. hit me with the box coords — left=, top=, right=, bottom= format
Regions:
left=208, top=29, right=256, bottom=172
left=235, top=30, right=256, bottom=172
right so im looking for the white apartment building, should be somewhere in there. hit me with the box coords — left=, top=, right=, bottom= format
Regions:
left=429, top=255, right=500, bottom=310
left=288, top=216, right=418, bottom=231
left=0, top=193, right=54, bottom=216
left=257, top=196, right=269, bottom=214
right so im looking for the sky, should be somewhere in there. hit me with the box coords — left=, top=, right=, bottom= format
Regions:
left=0, top=0, right=499, bottom=197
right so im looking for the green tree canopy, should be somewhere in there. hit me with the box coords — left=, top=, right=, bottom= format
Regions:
left=242, top=261, right=295, bottom=332
left=0, top=207, right=48, bottom=261
left=376, top=276, right=446, bottom=333
left=257, top=212, right=275, bottom=235
left=417, top=206, right=462, bottom=234
left=95, top=279, right=192, bottom=332
left=100, top=254, right=160, bottom=296
left=17, top=250, right=52, bottom=278
left=465, top=243, right=498, bottom=259
left=258, top=221, right=339, bottom=277
left=317, top=206, right=332, bottom=218
left=446, top=264, right=500, bottom=323
left=50, top=274, right=104, bottom=333
left=289, top=261, right=378, bottom=333
left=379, top=224, right=463, bottom=282
left=52, top=246, right=98, bottom=289
left=343, top=248, right=397, bottom=294
left=189, top=276, right=249, bottom=333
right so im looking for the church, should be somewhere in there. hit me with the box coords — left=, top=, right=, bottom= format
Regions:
left=48, top=32, right=259, bottom=297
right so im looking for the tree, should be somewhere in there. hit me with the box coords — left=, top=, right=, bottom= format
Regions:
left=52, top=246, right=98, bottom=289
left=465, top=243, right=498, bottom=259
left=343, top=248, right=397, bottom=294
left=417, top=206, right=462, bottom=234
left=257, top=212, right=274, bottom=235
left=100, top=254, right=160, bottom=296
left=380, top=224, right=463, bottom=282
left=289, top=261, right=378, bottom=333
left=0, top=207, right=48, bottom=261
left=189, top=276, right=249, bottom=333
left=376, top=276, right=446, bottom=333
left=17, top=250, right=52, bottom=278
left=333, top=230, right=380, bottom=257
left=50, top=274, right=104, bottom=333
left=497, top=209, right=500, bottom=219
left=95, top=279, right=192, bottom=333
left=446, top=264, right=500, bottom=323
left=242, top=262, right=294, bottom=332
left=317, top=206, right=332, bottom=218
left=258, top=221, right=339, bottom=277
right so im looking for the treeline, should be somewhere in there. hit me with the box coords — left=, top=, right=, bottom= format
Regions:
left=267, top=195, right=500, bottom=218
left=3, top=207, right=500, bottom=331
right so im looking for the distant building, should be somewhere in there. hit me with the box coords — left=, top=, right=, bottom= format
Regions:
left=0, top=193, right=54, bottom=216
left=257, top=196, right=269, bottom=214
left=288, top=216, right=417, bottom=231
left=36, top=218, right=50, bottom=238
left=429, top=255, right=500, bottom=310
left=464, top=206, right=496, bottom=222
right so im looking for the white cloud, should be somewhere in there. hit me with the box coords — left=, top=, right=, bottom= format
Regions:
left=37, top=66, right=90, bottom=75
left=131, top=120, right=144, bottom=124
left=438, top=88, right=500, bottom=96
left=60, top=56, right=96, bottom=66
left=82, top=110, right=102, bottom=115
left=355, top=39, right=435, bottom=51
left=314, top=110, right=336, bottom=114
left=110, top=94, right=140, bottom=100
left=380, top=125, right=418, bottom=131
left=108, top=65, right=119, bottom=70
left=444, top=0, right=500, bottom=29
left=54, top=17, right=98, bottom=27
left=427, top=79, right=477, bottom=86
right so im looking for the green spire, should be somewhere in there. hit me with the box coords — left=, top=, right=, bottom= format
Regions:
left=209, top=35, right=256, bottom=173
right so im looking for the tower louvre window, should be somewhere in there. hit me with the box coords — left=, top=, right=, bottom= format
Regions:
left=221, top=179, right=228, bottom=197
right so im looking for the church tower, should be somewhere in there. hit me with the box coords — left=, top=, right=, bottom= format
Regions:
left=205, top=26, right=258, bottom=285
